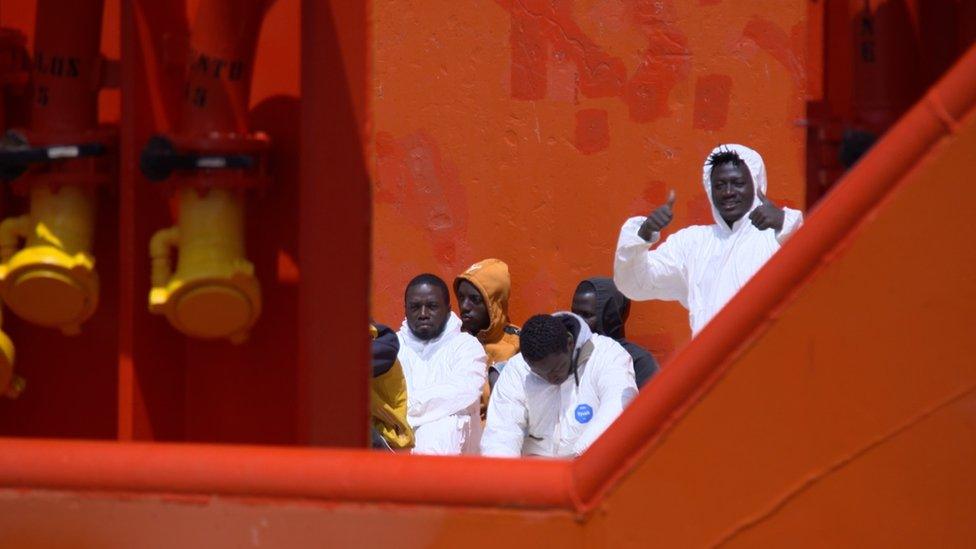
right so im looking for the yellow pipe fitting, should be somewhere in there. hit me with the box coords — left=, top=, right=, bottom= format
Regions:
left=0, top=215, right=31, bottom=262
left=0, top=185, right=98, bottom=335
left=148, top=187, right=260, bottom=343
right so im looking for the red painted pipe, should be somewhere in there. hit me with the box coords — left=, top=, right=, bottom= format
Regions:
left=180, top=0, right=273, bottom=137
left=0, top=28, right=29, bottom=131
left=30, top=0, right=103, bottom=136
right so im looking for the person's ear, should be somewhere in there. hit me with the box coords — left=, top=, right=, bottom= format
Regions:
left=566, top=333, right=574, bottom=353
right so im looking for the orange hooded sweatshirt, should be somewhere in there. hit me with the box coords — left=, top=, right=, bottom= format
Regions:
left=455, top=259, right=520, bottom=418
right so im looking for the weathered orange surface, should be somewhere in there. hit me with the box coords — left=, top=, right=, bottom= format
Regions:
left=371, top=0, right=810, bottom=360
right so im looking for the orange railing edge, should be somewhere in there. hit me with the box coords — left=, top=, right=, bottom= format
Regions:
left=571, top=43, right=976, bottom=511
left=0, top=438, right=579, bottom=510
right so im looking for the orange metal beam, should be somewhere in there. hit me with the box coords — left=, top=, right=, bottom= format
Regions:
left=0, top=438, right=577, bottom=508
left=297, top=0, right=371, bottom=448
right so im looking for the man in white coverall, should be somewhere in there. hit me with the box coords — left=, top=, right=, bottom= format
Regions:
left=398, top=274, right=487, bottom=455
left=481, top=312, right=638, bottom=458
left=614, top=144, right=804, bottom=336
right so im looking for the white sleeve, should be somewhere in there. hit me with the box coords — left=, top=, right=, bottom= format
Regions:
left=481, top=360, right=528, bottom=458
left=613, top=216, right=690, bottom=303
left=573, top=346, right=638, bottom=456
left=775, top=207, right=803, bottom=245
left=407, top=338, right=487, bottom=427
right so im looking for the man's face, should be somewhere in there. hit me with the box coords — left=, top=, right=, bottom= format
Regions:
left=527, top=334, right=574, bottom=385
left=405, top=283, right=450, bottom=340
left=571, top=290, right=599, bottom=333
left=710, top=162, right=755, bottom=226
left=455, top=280, right=490, bottom=335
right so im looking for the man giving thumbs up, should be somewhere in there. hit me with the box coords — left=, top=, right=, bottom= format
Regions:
left=614, top=144, right=804, bottom=336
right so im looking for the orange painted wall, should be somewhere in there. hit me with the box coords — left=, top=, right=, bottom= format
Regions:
left=371, top=0, right=810, bottom=359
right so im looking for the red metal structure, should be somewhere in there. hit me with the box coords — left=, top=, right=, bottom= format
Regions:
left=143, top=0, right=272, bottom=344
left=806, top=0, right=976, bottom=204
left=0, top=0, right=113, bottom=335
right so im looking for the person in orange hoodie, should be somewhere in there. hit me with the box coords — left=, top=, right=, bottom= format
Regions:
left=454, top=259, right=520, bottom=418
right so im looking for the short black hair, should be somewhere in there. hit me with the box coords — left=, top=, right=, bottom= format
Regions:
left=404, top=273, right=450, bottom=303
left=520, top=314, right=570, bottom=362
left=574, top=280, right=596, bottom=296
left=707, top=148, right=744, bottom=173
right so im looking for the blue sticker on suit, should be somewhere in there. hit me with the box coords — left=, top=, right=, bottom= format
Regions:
left=575, top=404, right=593, bottom=424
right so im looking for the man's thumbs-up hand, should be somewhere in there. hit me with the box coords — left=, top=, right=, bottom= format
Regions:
left=638, top=189, right=676, bottom=241
left=749, top=189, right=785, bottom=232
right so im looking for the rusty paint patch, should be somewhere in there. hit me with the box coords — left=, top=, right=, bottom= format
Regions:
left=743, top=17, right=805, bottom=89
left=623, top=1, right=692, bottom=122
left=574, top=109, right=610, bottom=154
left=509, top=0, right=548, bottom=100
left=374, top=131, right=470, bottom=267
left=498, top=0, right=690, bottom=122
left=501, top=0, right=626, bottom=100
left=693, top=73, right=732, bottom=130
left=628, top=179, right=668, bottom=215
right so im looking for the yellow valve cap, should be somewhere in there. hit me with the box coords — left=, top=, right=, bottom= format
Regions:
left=0, top=329, right=14, bottom=397
left=5, top=269, right=89, bottom=329
left=173, top=285, right=255, bottom=340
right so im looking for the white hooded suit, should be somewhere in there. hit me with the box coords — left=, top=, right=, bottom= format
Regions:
left=481, top=313, right=638, bottom=458
left=614, top=144, right=804, bottom=335
left=397, top=312, right=487, bottom=455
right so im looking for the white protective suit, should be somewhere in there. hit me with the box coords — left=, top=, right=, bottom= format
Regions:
left=397, top=312, right=487, bottom=455
left=614, top=144, right=804, bottom=335
left=481, top=313, right=638, bottom=458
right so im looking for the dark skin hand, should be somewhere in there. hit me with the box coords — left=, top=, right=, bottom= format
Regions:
left=526, top=333, right=574, bottom=385
left=748, top=189, right=785, bottom=232
left=638, top=189, right=676, bottom=241
left=405, top=283, right=450, bottom=341
left=571, top=290, right=599, bottom=334
left=455, top=279, right=490, bottom=336
left=638, top=163, right=784, bottom=238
